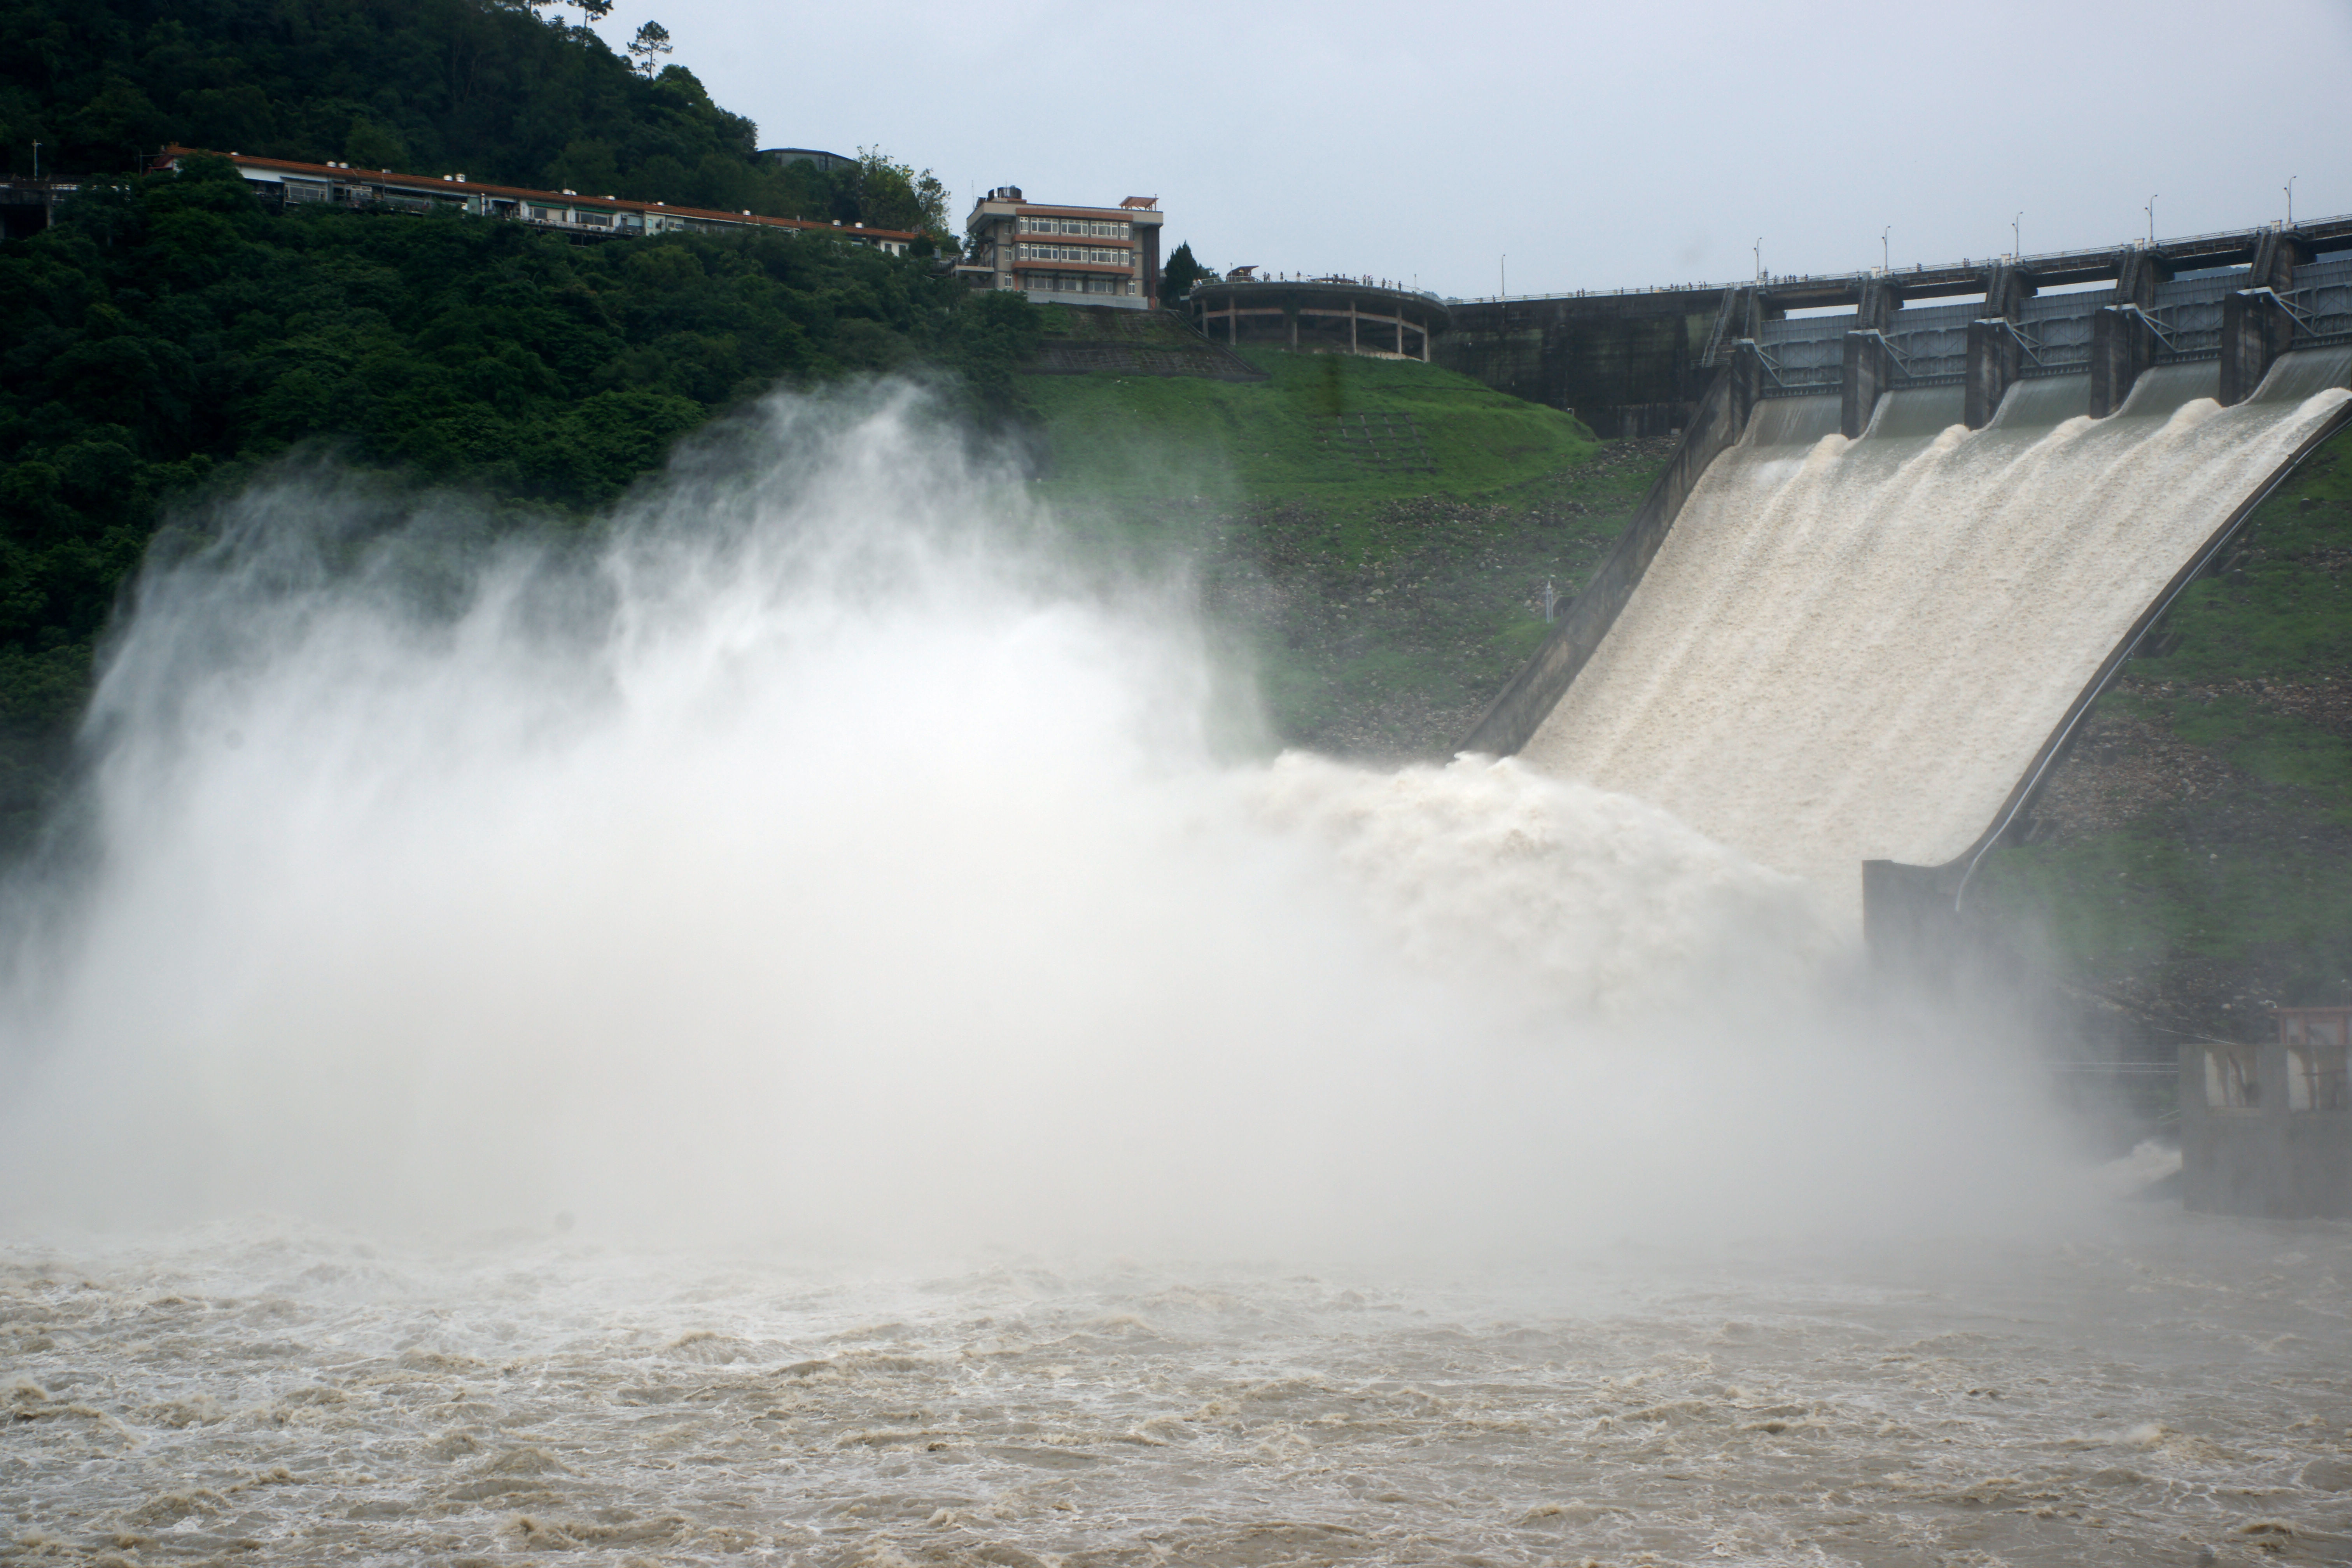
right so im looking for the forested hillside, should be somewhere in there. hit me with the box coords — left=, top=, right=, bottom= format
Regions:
left=0, top=0, right=947, bottom=230
left=0, top=0, right=1020, bottom=846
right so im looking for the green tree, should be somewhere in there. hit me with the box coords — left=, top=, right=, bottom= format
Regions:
left=850, top=147, right=949, bottom=236
left=626, top=20, right=672, bottom=77
left=1158, top=241, right=1210, bottom=303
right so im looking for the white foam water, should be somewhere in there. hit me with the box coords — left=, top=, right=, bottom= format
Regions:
left=1519, top=350, right=2352, bottom=922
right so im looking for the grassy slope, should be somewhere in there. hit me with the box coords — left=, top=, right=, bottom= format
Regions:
left=1029, top=334, right=1600, bottom=525
left=1974, top=419, right=2352, bottom=1026
left=1019, top=319, right=1663, bottom=756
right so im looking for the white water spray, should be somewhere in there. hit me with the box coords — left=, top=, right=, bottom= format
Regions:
left=0, top=384, right=2069, bottom=1258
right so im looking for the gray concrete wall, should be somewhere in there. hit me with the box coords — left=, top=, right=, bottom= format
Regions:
left=2180, top=1043, right=2352, bottom=1218
left=1438, top=293, right=1721, bottom=437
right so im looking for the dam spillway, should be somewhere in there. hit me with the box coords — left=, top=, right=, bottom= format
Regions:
left=1509, top=348, right=2352, bottom=924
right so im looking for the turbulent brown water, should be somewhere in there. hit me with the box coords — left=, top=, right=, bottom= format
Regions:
left=7, top=1215, right=2350, bottom=1566
left=3, top=385, right=2345, bottom=1566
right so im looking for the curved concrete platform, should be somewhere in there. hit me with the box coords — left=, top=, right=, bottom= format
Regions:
left=1188, top=279, right=1449, bottom=361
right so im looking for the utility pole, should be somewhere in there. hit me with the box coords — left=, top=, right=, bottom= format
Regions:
left=31, top=140, right=39, bottom=180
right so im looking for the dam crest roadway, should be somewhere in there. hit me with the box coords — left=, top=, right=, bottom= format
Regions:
left=1437, top=214, right=2352, bottom=439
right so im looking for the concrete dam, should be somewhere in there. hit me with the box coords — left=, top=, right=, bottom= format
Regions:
left=1440, top=215, right=2352, bottom=437
left=1464, top=221, right=2352, bottom=935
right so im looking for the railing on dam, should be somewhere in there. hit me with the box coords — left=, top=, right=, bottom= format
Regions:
left=1449, top=214, right=2352, bottom=318
left=1435, top=215, right=2352, bottom=437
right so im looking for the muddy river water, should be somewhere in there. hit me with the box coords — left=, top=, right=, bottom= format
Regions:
left=6, top=1207, right=2347, bottom=1568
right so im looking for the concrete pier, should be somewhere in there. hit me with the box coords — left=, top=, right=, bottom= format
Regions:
left=2088, top=250, right=2166, bottom=417
left=2220, top=289, right=2294, bottom=406
left=1841, top=331, right=1890, bottom=438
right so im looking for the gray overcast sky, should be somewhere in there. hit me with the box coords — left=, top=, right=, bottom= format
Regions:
left=582, top=0, right=2351, bottom=299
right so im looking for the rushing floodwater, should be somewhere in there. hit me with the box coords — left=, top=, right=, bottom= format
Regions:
left=2, top=383, right=2344, bottom=1566
left=1521, top=350, right=2352, bottom=921
left=6, top=1213, right=2350, bottom=1566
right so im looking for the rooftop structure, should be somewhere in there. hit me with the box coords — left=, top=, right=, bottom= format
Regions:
left=960, top=186, right=1162, bottom=310
left=155, top=146, right=922, bottom=255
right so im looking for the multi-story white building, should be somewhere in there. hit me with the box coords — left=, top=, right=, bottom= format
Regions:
left=960, top=187, right=1162, bottom=309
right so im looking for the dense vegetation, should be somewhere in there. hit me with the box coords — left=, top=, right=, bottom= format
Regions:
left=1976, top=420, right=2352, bottom=1026
left=1158, top=242, right=1211, bottom=303
left=0, top=0, right=947, bottom=231
left=0, top=154, right=1035, bottom=840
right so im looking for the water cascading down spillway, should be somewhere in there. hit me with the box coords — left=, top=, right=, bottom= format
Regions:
left=1498, top=346, right=2352, bottom=932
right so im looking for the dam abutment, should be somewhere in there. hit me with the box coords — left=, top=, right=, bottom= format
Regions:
left=1458, top=343, right=1760, bottom=756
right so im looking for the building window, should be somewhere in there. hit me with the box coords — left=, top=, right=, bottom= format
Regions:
left=1017, top=243, right=1130, bottom=267
left=2284, top=1013, right=2349, bottom=1111
left=2205, top=1046, right=2261, bottom=1109
left=2288, top=1046, right=2347, bottom=1111
left=1018, top=216, right=1126, bottom=238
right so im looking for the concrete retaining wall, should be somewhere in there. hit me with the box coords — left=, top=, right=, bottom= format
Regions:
left=1438, top=294, right=1720, bottom=438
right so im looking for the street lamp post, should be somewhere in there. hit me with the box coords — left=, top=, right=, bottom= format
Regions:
left=2146, top=196, right=2157, bottom=246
